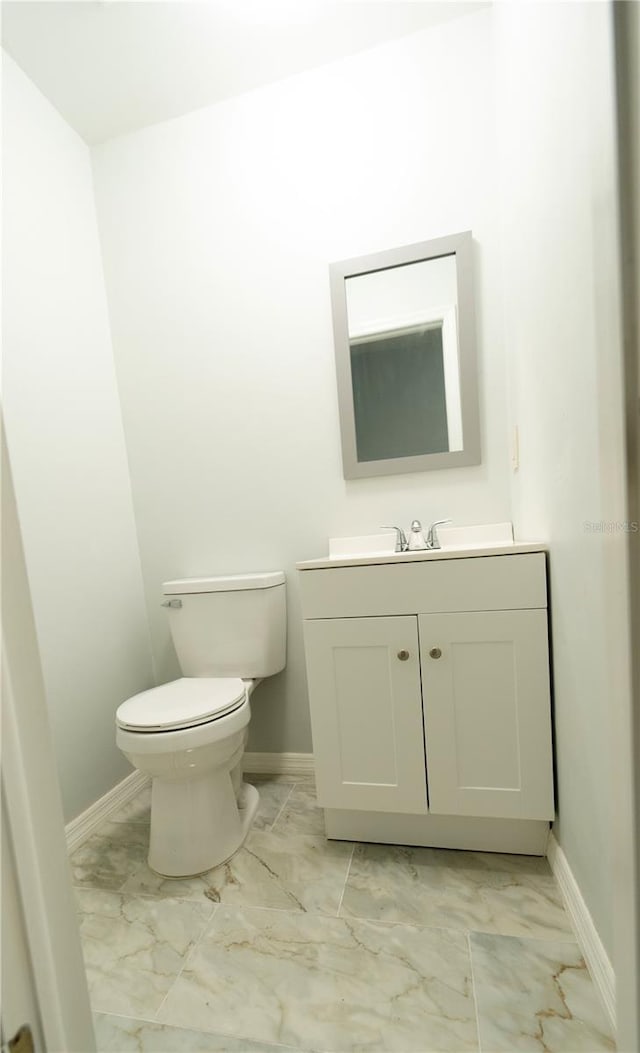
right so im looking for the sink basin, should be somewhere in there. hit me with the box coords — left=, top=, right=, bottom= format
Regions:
left=436, top=522, right=514, bottom=550
left=328, top=523, right=514, bottom=559
left=329, top=532, right=397, bottom=558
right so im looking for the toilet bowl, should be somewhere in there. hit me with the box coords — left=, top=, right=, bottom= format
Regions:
left=115, top=572, right=286, bottom=877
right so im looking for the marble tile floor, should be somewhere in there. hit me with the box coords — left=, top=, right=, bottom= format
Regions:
left=71, top=773, right=616, bottom=1053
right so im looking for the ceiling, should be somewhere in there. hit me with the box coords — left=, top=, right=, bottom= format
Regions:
left=1, top=1, right=486, bottom=145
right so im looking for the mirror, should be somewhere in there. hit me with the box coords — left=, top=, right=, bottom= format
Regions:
left=330, top=232, right=480, bottom=478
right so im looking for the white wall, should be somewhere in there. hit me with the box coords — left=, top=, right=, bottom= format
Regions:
left=2, top=54, right=155, bottom=822
left=91, top=10, right=511, bottom=753
left=495, top=2, right=628, bottom=958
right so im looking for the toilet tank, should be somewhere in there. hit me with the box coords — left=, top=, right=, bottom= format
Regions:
left=162, top=572, right=286, bottom=678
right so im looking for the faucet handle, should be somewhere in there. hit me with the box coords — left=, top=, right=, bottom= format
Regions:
left=380, top=526, right=408, bottom=553
left=426, top=519, right=452, bottom=549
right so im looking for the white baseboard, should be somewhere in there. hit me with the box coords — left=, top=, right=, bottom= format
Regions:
left=65, top=755, right=313, bottom=853
left=547, top=832, right=616, bottom=1031
left=65, top=763, right=613, bottom=1037
left=65, top=770, right=150, bottom=853
left=244, top=751, right=315, bottom=777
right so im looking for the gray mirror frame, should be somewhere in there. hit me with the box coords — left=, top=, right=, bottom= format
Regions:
left=329, top=231, right=481, bottom=479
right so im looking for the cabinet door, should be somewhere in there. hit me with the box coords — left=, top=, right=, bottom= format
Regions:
left=420, top=610, right=554, bottom=820
left=303, top=616, right=427, bottom=813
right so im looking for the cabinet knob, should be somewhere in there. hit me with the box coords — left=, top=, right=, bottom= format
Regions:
left=397, top=649, right=410, bottom=661
left=429, top=647, right=442, bottom=659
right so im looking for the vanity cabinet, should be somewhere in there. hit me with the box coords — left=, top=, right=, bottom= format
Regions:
left=419, top=609, right=552, bottom=820
left=298, top=548, right=555, bottom=853
left=302, top=616, right=426, bottom=814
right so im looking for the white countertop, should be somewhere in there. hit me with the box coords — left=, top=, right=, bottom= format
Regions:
left=296, top=542, right=547, bottom=571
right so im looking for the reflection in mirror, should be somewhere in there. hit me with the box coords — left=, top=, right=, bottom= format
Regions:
left=330, top=232, right=480, bottom=479
left=346, top=255, right=462, bottom=461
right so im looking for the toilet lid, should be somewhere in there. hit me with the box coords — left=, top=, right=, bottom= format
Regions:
left=116, top=678, right=247, bottom=732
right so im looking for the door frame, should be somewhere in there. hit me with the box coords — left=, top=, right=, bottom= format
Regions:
left=1, top=428, right=95, bottom=1052
left=612, top=3, right=640, bottom=1049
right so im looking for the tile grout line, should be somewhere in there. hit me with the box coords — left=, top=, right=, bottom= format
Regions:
left=146, top=902, right=330, bottom=1052
left=98, top=1009, right=325, bottom=1052
left=74, top=881, right=212, bottom=903
left=335, top=842, right=356, bottom=917
left=77, top=875, right=583, bottom=939
left=172, top=899, right=499, bottom=934
left=95, top=1009, right=169, bottom=1030
left=267, top=781, right=296, bottom=831
left=152, top=902, right=220, bottom=1024
left=467, top=931, right=484, bottom=1053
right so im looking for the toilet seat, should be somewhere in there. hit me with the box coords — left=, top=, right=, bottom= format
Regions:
left=116, top=677, right=246, bottom=733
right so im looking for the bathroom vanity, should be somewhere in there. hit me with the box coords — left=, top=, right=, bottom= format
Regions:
left=297, top=544, right=554, bottom=855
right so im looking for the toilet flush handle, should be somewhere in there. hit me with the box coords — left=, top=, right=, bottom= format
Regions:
left=161, top=598, right=182, bottom=609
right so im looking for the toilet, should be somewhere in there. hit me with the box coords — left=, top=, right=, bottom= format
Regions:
left=115, top=571, right=286, bottom=878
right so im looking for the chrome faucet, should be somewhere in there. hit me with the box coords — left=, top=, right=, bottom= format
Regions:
left=426, top=519, right=452, bottom=549
left=381, top=525, right=408, bottom=553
